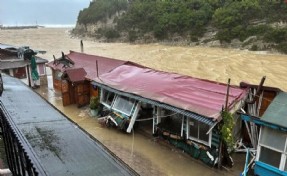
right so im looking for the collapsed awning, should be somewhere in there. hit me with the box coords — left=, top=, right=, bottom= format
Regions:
left=92, top=81, right=216, bottom=126
left=92, top=64, right=248, bottom=122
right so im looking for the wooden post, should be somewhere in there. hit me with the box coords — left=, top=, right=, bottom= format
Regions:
left=218, top=78, right=231, bottom=169
left=26, top=64, right=31, bottom=87
left=80, top=40, right=84, bottom=53
left=96, top=60, right=99, bottom=78
left=225, top=78, right=231, bottom=111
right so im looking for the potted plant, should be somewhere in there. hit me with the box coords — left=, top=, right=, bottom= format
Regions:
left=89, top=96, right=99, bottom=117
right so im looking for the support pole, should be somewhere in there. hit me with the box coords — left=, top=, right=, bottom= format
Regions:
left=96, top=60, right=99, bottom=78
left=218, top=78, right=231, bottom=169
left=225, top=78, right=231, bottom=111
left=26, top=64, right=31, bottom=87
left=80, top=40, right=84, bottom=53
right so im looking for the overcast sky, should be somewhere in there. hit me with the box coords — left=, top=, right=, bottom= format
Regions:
left=0, top=0, right=90, bottom=26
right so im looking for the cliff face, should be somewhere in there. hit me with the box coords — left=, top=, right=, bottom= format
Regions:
left=72, top=1, right=287, bottom=53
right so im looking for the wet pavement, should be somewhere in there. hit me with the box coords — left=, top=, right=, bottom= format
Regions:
left=0, top=75, right=137, bottom=176
left=33, top=75, right=246, bottom=176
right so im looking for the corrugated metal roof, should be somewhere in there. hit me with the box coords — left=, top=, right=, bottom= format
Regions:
left=93, top=64, right=247, bottom=121
left=0, top=60, right=29, bottom=69
left=64, top=68, right=87, bottom=82
left=0, top=43, right=17, bottom=49
left=93, top=81, right=216, bottom=126
left=46, top=51, right=128, bottom=80
left=0, top=48, right=17, bottom=60
left=47, top=51, right=247, bottom=122
left=0, top=49, right=48, bottom=69
left=35, top=56, right=48, bottom=64
left=261, top=91, right=287, bottom=128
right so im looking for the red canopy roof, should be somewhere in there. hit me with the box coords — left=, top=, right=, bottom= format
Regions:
left=95, top=64, right=247, bottom=121
left=64, top=68, right=87, bottom=83
left=46, top=51, right=128, bottom=81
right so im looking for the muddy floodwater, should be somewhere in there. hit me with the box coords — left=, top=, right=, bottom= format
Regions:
left=34, top=76, right=243, bottom=176
left=0, top=28, right=286, bottom=91
left=0, top=27, right=286, bottom=175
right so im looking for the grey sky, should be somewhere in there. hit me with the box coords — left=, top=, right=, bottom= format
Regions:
left=0, top=0, right=90, bottom=26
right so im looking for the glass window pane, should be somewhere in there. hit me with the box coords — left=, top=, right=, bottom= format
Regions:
left=199, top=122, right=210, bottom=142
left=260, top=127, right=286, bottom=151
left=102, top=90, right=115, bottom=106
left=189, top=119, right=198, bottom=139
left=112, top=96, right=135, bottom=116
left=259, top=146, right=281, bottom=168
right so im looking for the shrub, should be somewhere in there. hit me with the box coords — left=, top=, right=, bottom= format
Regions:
left=104, top=28, right=120, bottom=39
left=264, top=28, right=287, bottom=43
left=128, top=30, right=138, bottom=42
left=276, top=42, right=287, bottom=54
left=250, top=44, right=258, bottom=51
left=89, top=97, right=99, bottom=110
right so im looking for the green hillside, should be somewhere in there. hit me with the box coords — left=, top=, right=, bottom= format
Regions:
left=73, top=0, right=287, bottom=53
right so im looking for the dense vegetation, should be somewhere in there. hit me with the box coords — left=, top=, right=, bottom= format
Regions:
left=74, top=0, right=287, bottom=53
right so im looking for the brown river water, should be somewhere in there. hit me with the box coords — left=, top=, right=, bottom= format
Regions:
left=0, top=28, right=286, bottom=175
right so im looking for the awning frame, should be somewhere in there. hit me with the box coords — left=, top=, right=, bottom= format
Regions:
left=92, top=81, right=216, bottom=126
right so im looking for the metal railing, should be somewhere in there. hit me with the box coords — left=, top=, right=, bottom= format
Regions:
left=0, top=102, right=47, bottom=176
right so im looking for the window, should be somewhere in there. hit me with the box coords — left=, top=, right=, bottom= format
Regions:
left=187, top=118, right=211, bottom=146
left=259, top=146, right=281, bottom=168
left=38, top=64, right=45, bottom=75
left=257, top=127, right=287, bottom=171
left=112, top=96, right=135, bottom=116
left=100, top=89, right=115, bottom=108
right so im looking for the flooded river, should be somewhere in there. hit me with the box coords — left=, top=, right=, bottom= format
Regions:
left=0, top=28, right=286, bottom=175
left=0, top=28, right=286, bottom=91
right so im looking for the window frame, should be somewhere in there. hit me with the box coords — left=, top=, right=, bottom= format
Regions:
left=100, top=89, right=116, bottom=109
left=112, top=95, right=136, bottom=116
left=256, top=127, right=287, bottom=171
left=186, top=118, right=212, bottom=147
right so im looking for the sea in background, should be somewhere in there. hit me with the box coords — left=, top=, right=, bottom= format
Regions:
left=1, top=24, right=75, bottom=28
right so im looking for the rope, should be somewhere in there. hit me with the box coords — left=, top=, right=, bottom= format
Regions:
left=135, top=112, right=179, bottom=122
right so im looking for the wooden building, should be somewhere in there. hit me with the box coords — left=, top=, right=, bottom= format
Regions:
left=92, top=63, right=248, bottom=168
left=0, top=43, right=48, bottom=86
left=240, top=88, right=287, bottom=175
left=46, top=51, right=128, bottom=107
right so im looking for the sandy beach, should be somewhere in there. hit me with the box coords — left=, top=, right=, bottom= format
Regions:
left=0, top=27, right=286, bottom=91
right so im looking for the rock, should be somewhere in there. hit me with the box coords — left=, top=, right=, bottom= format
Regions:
left=230, top=39, right=242, bottom=48
left=243, top=36, right=257, bottom=45
left=205, top=40, right=221, bottom=47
